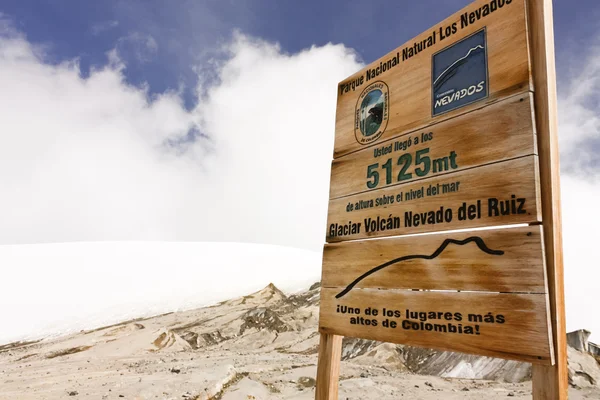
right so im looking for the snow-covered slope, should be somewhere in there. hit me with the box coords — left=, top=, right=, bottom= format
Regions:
left=0, top=241, right=321, bottom=345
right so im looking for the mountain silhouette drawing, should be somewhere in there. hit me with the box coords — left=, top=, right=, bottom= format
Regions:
left=335, top=236, right=504, bottom=299
left=433, top=45, right=485, bottom=92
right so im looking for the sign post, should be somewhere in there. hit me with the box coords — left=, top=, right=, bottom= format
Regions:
left=528, top=0, right=568, bottom=398
left=315, top=0, right=567, bottom=398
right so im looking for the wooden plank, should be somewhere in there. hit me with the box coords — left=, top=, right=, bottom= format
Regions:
left=319, top=288, right=553, bottom=364
left=334, top=0, right=532, bottom=158
left=314, top=333, right=343, bottom=400
left=326, top=156, right=541, bottom=242
left=322, top=226, right=546, bottom=295
left=527, top=0, right=568, bottom=398
left=330, top=93, right=537, bottom=199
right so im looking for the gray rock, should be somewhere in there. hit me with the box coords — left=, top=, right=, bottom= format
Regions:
left=297, top=376, right=316, bottom=388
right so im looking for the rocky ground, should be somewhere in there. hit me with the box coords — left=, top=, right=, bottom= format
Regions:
left=0, top=283, right=598, bottom=399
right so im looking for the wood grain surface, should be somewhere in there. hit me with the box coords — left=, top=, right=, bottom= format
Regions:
left=326, top=156, right=541, bottom=242
left=322, top=226, right=547, bottom=294
left=314, top=333, right=343, bottom=400
left=527, top=0, right=568, bottom=398
left=330, top=93, right=537, bottom=199
left=314, top=0, right=562, bottom=393
left=334, top=0, right=531, bottom=158
left=319, top=287, right=553, bottom=364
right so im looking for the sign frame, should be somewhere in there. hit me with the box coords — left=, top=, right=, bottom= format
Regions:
left=314, top=0, right=567, bottom=399
left=527, top=0, right=568, bottom=398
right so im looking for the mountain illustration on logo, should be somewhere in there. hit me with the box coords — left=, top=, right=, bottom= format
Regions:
left=432, top=29, right=489, bottom=117
left=433, top=45, right=485, bottom=92
left=335, top=236, right=504, bottom=299
left=359, top=90, right=385, bottom=137
left=354, top=81, right=389, bottom=145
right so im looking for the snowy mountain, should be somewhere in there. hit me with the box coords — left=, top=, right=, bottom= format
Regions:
left=0, top=241, right=321, bottom=345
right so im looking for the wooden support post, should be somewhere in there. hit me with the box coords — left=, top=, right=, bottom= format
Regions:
left=315, top=333, right=343, bottom=400
left=527, top=0, right=568, bottom=398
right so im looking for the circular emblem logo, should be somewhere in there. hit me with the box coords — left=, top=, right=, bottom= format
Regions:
left=354, top=81, right=389, bottom=145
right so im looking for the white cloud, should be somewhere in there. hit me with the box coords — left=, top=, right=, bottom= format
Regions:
left=90, top=20, right=119, bottom=36
left=561, top=175, right=599, bottom=338
left=192, top=34, right=363, bottom=248
left=0, top=29, right=362, bottom=251
left=557, top=43, right=600, bottom=180
left=557, top=49, right=600, bottom=341
left=116, top=32, right=159, bottom=63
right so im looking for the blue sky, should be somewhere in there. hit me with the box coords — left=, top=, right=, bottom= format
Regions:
left=3, top=0, right=597, bottom=108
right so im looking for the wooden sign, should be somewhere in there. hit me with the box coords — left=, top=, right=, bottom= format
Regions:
left=320, top=226, right=553, bottom=364
left=322, top=226, right=547, bottom=294
left=327, top=155, right=541, bottom=241
left=320, top=289, right=552, bottom=364
left=329, top=94, right=537, bottom=200
left=334, top=0, right=532, bottom=158
left=315, top=0, right=567, bottom=398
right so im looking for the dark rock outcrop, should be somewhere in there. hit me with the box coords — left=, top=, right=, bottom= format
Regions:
left=239, top=307, right=291, bottom=335
left=568, top=330, right=592, bottom=352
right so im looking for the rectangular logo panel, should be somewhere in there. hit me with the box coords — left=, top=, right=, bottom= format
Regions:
left=432, top=29, right=489, bottom=116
